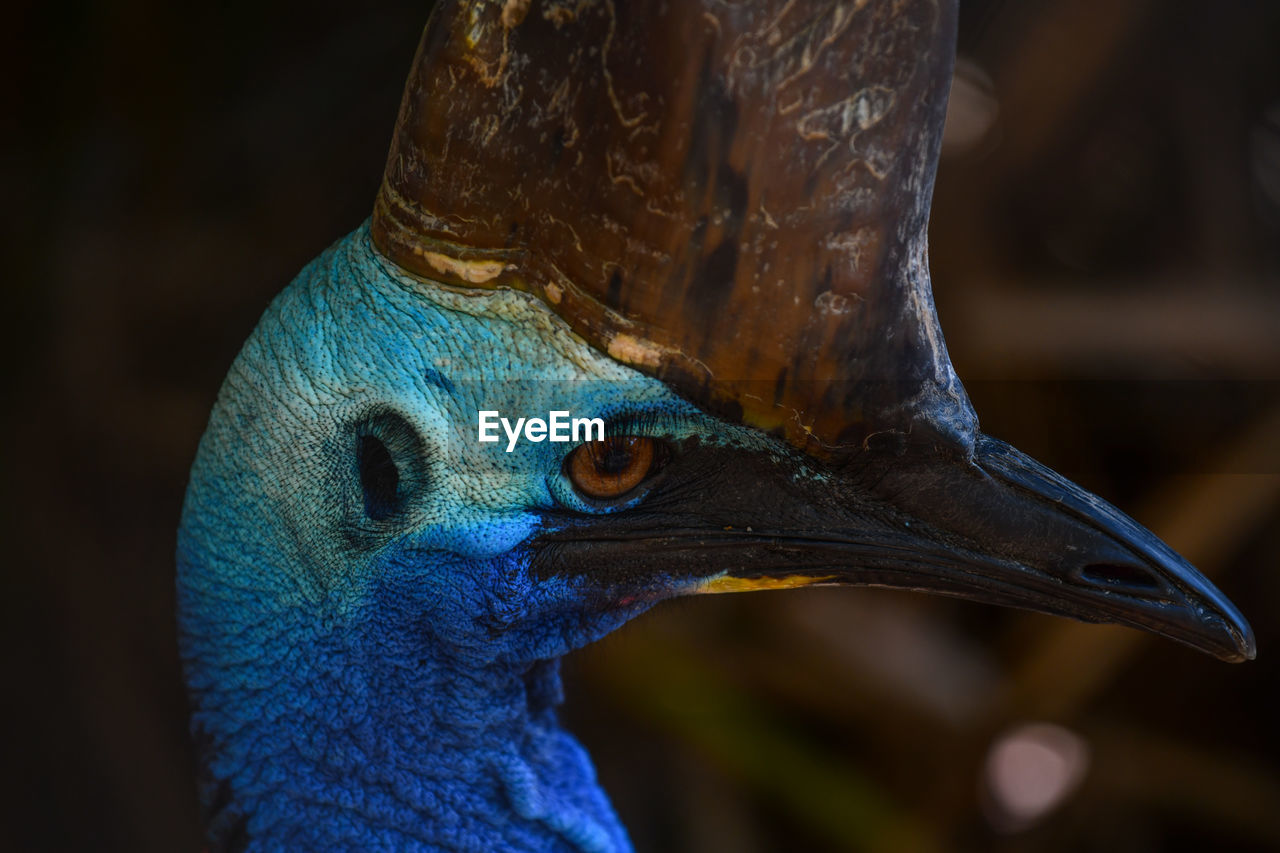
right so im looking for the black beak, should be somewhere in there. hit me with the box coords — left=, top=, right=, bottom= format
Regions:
left=534, top=434, right=1254, bottom=662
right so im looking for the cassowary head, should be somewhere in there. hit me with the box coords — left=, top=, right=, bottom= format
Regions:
left=178, top=1, right=1253, bottom=849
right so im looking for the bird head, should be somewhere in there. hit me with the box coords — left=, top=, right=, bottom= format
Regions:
left=178, top=3, right=1253, bottom=844
left=180, top=223, right=1252, bottom=691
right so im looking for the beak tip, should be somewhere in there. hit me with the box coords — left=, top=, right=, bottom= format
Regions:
left=1207, top=612, right=1256, bottom=662
left=1205, top=589, right=1256, bottom=662
left=1231, top=623, right=1258, bottom=663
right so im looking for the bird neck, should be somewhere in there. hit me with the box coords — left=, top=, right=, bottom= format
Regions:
left=180, top=561, right=633, bottom=853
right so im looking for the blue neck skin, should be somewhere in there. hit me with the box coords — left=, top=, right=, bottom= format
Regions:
left=176, top=224, right=730, bottom=851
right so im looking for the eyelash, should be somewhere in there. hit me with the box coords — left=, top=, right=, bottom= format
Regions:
left=593, top=411, right=681, bottom=443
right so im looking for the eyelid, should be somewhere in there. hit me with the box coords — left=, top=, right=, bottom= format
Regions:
left=548, top=410, right=688, bottom=512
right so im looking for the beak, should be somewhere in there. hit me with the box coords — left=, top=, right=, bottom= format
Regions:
left=534, top=434, right=1254, bottom=662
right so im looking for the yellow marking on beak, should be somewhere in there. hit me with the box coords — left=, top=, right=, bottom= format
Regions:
left=698, top=574, right=836, bottom=594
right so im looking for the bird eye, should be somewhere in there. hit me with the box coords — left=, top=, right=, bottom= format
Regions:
left=566, top=436, right=664, bottom=500
left=358, top=434, right=400, bottom=520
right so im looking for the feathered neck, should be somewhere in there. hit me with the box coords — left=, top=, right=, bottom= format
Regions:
left=178, top=543, right=634, bottom=852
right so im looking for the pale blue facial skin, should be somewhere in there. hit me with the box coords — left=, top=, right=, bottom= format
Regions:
left=177, top=223, right=784, bottom=851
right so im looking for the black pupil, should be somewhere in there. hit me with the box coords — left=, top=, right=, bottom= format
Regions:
left=594, top=440, right=635, bottom=474
left=358, top=434, right=400, bottom=520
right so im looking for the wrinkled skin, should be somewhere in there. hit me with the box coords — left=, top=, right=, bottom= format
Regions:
left=178, top=223, right=770, bottom=851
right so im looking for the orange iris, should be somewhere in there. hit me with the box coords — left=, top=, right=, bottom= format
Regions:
left=566, top=436, right=660, bottom=499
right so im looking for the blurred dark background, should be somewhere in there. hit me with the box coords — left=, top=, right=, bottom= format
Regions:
left=4, top=1, right=1279, bottom=850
